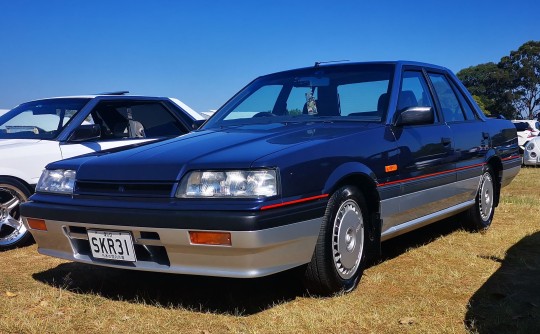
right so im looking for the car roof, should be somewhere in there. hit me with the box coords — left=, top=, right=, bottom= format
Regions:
left=257, top=60, right=451, bottom=79
left=18, top=95, right=205, bottom=121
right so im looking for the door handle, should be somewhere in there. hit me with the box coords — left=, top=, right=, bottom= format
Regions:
left=441, top=137, right=452, bottom=145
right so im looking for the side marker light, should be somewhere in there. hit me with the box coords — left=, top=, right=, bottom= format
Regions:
left=27, top=218, right=47, bottom=231
left=385, top=164, right=398, bottom=172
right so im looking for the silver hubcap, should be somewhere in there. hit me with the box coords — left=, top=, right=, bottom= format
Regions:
left=332, top=199, right=364, bottom=279
left=0, top=185, right=28, bottom=247
left=479, top=172, right=494, bottom=221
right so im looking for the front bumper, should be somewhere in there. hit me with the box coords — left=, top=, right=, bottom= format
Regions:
left=523, top=150, right=540, bottom=166
left=21, top=201, right=325, bottom=278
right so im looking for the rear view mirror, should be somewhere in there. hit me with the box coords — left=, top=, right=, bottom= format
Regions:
left=68, top=124, right=101, bottom=142
left=293, top=76, right=330, bottom=87
left=394, top=107, right=434, bottom=126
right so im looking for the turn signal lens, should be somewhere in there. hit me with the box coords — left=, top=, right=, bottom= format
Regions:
left=27, top=218, right=47, bottom=231
left=385, top=164, right=398, bottom=172
left=189, top=231, right=231, bottom=246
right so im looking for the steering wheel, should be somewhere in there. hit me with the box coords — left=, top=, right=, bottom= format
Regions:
left=252, top=112, right=276, bottom=118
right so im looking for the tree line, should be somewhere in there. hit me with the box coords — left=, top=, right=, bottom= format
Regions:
left=457, top=40, right=540, bottom=120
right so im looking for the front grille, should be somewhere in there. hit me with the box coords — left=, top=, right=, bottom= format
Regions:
left=75, top=180, right=175, bottom=198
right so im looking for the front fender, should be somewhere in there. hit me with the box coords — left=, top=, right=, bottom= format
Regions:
left=323, top=162, right=377, bottom=194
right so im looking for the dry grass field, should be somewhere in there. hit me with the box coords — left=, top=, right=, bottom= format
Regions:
left=1, top=168, right=539, bottom=333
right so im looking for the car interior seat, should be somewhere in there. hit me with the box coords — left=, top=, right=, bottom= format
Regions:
left=377, top=93, right=389, bottom=115
left=397, top=90, right=418, bottom=111
left=128, top=120, right=146, bottom=138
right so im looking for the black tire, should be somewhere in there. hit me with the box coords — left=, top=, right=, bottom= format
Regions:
left=303, top=186, right=369, bottom=295
left=0, top=177, right=34, bottom=250
left=463, top=166, right=496, bottom=232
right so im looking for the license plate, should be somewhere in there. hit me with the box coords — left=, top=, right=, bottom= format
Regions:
left=87, top=230, right=137, bottom=262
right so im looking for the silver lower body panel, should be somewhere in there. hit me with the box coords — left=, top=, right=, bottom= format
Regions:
left=24, top=217, right=322, bottom=278
left=380, top=176, right=480, bottom=240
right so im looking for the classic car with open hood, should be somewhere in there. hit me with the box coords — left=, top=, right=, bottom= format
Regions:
left=21, top=61, right=520, bottom=295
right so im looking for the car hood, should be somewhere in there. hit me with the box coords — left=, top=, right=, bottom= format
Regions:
left=56, top=122, right=381, bottom=181
left=0, top=138, right=43, bottom=148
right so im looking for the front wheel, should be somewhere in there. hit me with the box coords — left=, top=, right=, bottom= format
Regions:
left=463, top=166, right=496, bottom=231
left=0, top=178, right=33, bottom=250
left=303, top=186, right=369, bottom=295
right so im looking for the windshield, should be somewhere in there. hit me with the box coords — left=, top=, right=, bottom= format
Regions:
left=204, top=64, right=394, bottom=129
left=0, top=98, right=90, bottom=139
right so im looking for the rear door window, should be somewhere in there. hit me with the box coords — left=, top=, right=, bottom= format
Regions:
left=428, top=73, right=466, bottom=123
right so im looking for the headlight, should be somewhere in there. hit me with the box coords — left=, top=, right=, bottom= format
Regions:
left=177, top=169, right=278, bottom=198
left=526, top=142, right=535, bottom=150
left=36, top=169, right=77, bottom=194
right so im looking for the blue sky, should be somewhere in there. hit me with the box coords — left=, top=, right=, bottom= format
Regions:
left=1, top=0, right=539, bottom=112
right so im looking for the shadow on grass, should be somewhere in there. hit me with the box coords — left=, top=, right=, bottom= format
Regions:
left=32, top=216, right=466, bottom=315
left=465, top=231, right=540, bottom=333
left=33, top=263, right=306, bottom=316
left=379, top=215, right=464, bottom=262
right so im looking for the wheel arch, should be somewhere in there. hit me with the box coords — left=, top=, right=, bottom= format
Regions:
left=322, top=162, right=382, bottom=263
left=323, top=162, right=380, bottom=216
left=485, top=156, right=503, bottom=207
left=0, top=175, right=35, bottom=195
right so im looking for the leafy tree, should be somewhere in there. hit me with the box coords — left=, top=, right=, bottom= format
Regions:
left=472, top=95, right=489, bottom=116
left=457, top=63, right=516, bottom=118
left=500, top=40, right=540, bottom=120
left=458, top=41, right=540, bottom=120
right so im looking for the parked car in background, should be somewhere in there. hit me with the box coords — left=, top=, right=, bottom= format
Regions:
left=0, top=93, right=204, bottom=249
left=21, top=61, right=520, bottom=295
left=523, top=136, right=540, bottom=166
left=200, top=110, right=217, bottom=119
left=511, top=120, right=540, bottom=152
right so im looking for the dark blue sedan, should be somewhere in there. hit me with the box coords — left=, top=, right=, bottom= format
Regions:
left=21, top=61, right=521, bottom=295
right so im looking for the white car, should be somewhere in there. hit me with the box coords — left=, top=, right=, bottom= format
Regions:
left=523, top=136, right=540, bottom=166
left=0, top=93, right=204, bottom=249
left=511, top=120, right=540, bottom=151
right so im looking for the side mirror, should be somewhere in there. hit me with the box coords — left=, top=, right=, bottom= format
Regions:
left=68, top=124, right=101, bottom=142
left=394, top=106, right=434, bottom=126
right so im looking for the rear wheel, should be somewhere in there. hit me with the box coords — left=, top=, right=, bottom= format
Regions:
left=303, top=186, right=368, bottom=295
left=463, top=166, right=496, bottom=231
left=0, top=178, right=33, bottom=250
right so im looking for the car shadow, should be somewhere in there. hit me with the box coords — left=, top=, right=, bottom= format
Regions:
left=464, top=231, right=540, bottom=333
left=379, top=215, right=464, bottom=262
left=32, top=216, right=465, bottom=316
left=33, top=262, right=306, bottom=316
